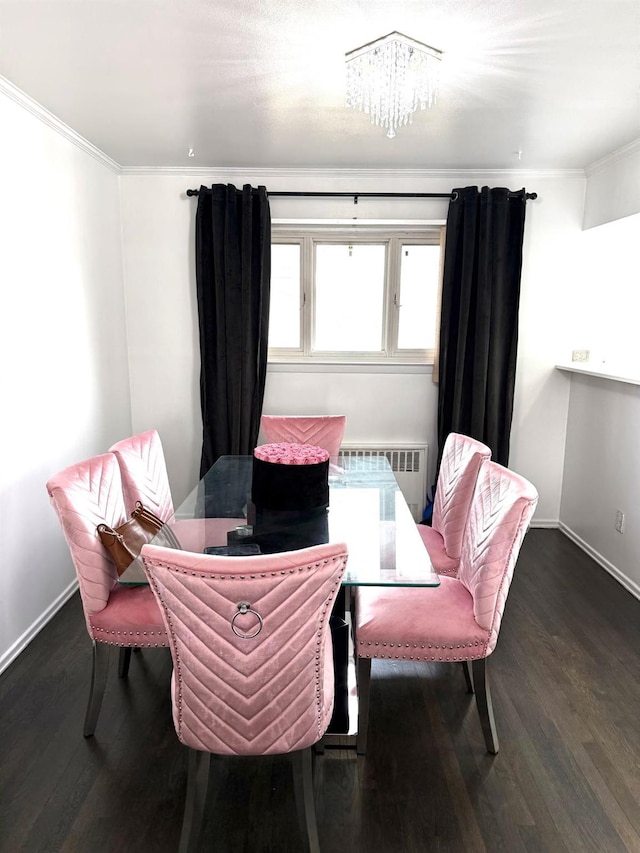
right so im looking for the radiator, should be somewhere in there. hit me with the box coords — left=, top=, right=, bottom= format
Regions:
left=340, top=445, right=428, bottom=522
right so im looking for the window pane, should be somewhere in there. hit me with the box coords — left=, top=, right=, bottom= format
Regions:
left=269, top=244, right=301, bottom=348
left=315, top=244, right=385, bottom=351
left=397, top=245, right=440, bottom=350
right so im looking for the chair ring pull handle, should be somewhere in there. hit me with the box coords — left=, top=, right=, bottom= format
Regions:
left=231, top=601, right=263, bottom=639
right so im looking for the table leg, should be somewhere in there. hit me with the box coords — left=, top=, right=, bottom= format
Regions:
left=327, top=587, right=349, bottom=733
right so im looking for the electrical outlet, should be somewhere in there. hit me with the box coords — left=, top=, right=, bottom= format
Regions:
left=615, top=510, right=625, bottom=534
left=571, top=349, right=590, bottom=362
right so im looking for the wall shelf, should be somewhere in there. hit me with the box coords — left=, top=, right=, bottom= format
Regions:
left=555, top=363, right=640, bottom=386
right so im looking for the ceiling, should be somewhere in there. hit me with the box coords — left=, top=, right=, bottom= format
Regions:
left=1, top=0, right=638, bottom=171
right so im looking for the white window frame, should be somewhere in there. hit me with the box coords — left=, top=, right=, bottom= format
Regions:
left=269, top=223, right=445, bottom=365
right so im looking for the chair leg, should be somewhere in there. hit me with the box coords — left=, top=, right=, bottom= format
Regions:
left=179, top=748, right=211, bottom=853
left=471, top=658, right=499, bottom=755
left=356, top=657, right=372, bottom=756
left=118, top=647, right=132, bottom=678
left=83, top=641, right=110, bottom=737
left=461, top=660, right=474, bottom=693
left=292, top=748, right=320, bottom=853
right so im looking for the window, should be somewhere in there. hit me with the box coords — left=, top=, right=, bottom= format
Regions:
left=268, top=225, right=444, bottom=363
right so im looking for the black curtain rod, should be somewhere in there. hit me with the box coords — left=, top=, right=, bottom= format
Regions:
left=186, top=189, right=537, bottom=203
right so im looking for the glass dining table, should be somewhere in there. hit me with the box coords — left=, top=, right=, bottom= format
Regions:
left=120, top=454, right=439, bottom=745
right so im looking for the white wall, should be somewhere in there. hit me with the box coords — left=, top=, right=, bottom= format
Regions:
left=119, top=169, right=585, bottom=524
left=263, top=364, right=437, bottom=473
left=583, top=139, right=640, bottom=229
left=559, top=143, right=640, bottom=596
left=565, top=213, right=640, bottom=370
left=0, top=84, right=132, bottom=671
left=560, top=375, right=640, bottom=597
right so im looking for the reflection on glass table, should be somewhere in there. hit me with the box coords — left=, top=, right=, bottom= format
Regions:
left=119, top=455, right=439, bottom=589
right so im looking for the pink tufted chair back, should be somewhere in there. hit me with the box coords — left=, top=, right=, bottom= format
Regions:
left=260, top=415, right=346, bottom=462
left=432, top=433, right=491, bottom=559
left=142, top=541, right=348, bottom=756
left=47, top=453, right=126, bottom=634
left=457, top=461, right=538, bottom=655
left=110, top=430, right=174, bottom=522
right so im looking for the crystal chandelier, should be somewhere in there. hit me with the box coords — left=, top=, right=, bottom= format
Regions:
left=345, top=31, right=442, bottom=139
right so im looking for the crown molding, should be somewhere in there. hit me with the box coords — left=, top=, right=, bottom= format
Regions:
left=120, top=165, right=585, bottom=182
left=0, top=75, right=121, bottom=174
left=1, top=77, right=590, bottom=185
left=586, top=137, right=640, bottom=177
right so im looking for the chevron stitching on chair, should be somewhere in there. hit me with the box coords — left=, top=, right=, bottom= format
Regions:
left=110, top=430, right=174, bottom=521
left=432, top=433, right=490, bottom=560
left=260, top=416, right=346, bottom=460
left=144, top=549, right=347, bottom=756
left=48, top=454, right=127, bottom=621
left=458, top=462, right=537, bottom=653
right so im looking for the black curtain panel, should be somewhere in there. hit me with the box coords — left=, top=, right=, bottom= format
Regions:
left=437, top=186, right=527, bottom=467
left=195, top=184, right=271, bottom=475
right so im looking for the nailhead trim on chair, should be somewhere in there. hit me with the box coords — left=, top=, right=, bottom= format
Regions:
left=358, top=654, right=486, bottom=661
left=145, top=556, right=344, bottom=744
left=358, top=640, right=482, bottom=648
left=148, top=557, right=336, bottom=580
left=91, top=627, right=166, bottom=648
left=356, top=638, right=488, bottom=661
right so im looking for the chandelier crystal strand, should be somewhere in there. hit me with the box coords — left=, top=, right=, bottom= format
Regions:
left=345, top=32, right=442, bottom=138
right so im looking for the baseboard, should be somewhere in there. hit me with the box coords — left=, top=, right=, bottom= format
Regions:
left=529, top=518, right=558, bottom=529
left=559, top=522, right=640, bottom=601
left=0, top=579, right=79, bottom=675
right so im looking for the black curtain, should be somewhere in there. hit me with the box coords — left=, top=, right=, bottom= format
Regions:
left=437, top=186, right=527, bottom=467
left=195, top=184, right=271, bottom=476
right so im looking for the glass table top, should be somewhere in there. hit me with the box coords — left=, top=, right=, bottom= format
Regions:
left=119, top=454, right=439, bottom=588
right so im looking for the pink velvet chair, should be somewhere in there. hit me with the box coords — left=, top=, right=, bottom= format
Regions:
left=260, top=415, right=347, bottom=466
left=355, top=460, right=538, bottom=755
left=141, top=541, right=348, bottom=853
left=109, top=429, right=174, bottom=522
left=46, top=454, right=169, bottom=736
left=418, top=432, right=491, bottom=576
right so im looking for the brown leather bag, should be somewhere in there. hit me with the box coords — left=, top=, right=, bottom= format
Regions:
left=97, top=501, right=181, bottom=576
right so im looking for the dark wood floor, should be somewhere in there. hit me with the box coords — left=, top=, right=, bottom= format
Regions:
left=1, top=530, right=639, bottom=852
